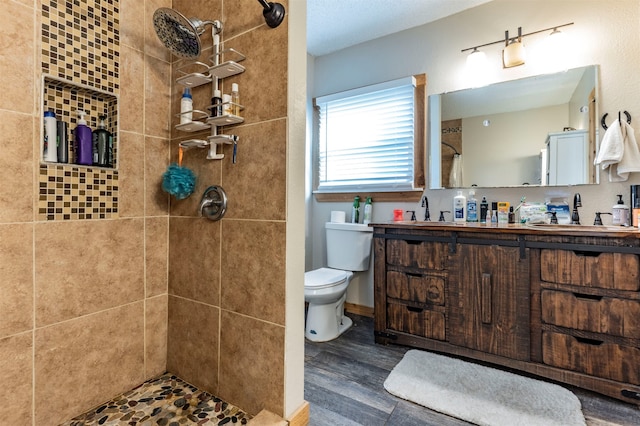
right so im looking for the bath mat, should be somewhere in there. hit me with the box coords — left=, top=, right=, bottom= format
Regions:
left=384, top=350, right=586, bottom=426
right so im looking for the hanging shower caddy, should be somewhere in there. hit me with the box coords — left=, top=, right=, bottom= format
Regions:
left=175, top=41, right=245, bottom=161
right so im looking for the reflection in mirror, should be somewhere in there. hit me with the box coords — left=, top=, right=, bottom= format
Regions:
left=429, top=65, right=599, bottom=189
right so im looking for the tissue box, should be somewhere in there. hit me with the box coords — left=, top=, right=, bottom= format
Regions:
left=519, top=203, right=548, bottom=224
left=547, top=203, right=571, bottom=224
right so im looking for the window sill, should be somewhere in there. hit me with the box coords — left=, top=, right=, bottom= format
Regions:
left=314, top=190, right=423, bottom=203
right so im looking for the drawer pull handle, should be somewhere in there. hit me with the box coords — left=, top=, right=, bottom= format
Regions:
left=575, top=336, right=603, bottom=346
left=573, top=292, right=603, bottom=301
left=406, top=272, right=422, bottom=278
left=406, top=306, right=423, bottom=313
left=572, top=250, right=603, bottom=257
left=405, top=240, right=422, bottom=245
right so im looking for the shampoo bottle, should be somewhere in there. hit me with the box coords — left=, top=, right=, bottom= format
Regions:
left=43, top=110, right=58, bottom=162
left=74, top=110, right=93, bottom=165
left=466, top=190, right=478, bottom=222
left=363, top=197, right=373, bottom=225
left=612, top=194, right=630, bottom=226
left=479, top=196, right=488, bottom=223
left=352, top=196, right=361, bottom=223
left=210, top=89, right=222, bottom=117
left=453, top=190, right=466, bottom=222
left=93, top=115, right=112, bottom=167
left=180, top=87, right=193, bottom=124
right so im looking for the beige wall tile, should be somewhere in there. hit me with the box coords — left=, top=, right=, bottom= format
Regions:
left=118, top=131, right=145, bottom=217
left=219, top=311, right=284, bottom=416
left=0, top=333, right=33, bottom=426
left=221, top=120, right=286, bottom=220
left=119, top=46, right=145, bottom=133
left=145, top=0, right=172, bottom=62
left=0, top=111, right=34, bottom=223
left=35, top=219, right=145, bottom=326
left=221, top=220, right=285, bottom=325
left=0, top=1, right=34, bottom=114
left=145, top=54, right=171, bottom=138
left=168, top=217, right=220, bottom=306
left=166, top=295, right=219, bottom=393
left=145, top=217, right=168, bottom=297
left=120, top=0, right=145, bottom=51
left=145, top=136, right=170, bottom=216
left=145, top=294, right=168, bottom=377
left=0, top=224, right=33, bottom=338
left=221, top=24, right=288, bottom=124
left=35, top=303, right=145, bottom=426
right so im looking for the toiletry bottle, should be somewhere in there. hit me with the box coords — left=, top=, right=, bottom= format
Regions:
left=74, top=110, right=93, bottom=165
left=363, top=197, right=373, bottom=225
left=612, top=194, right=630, bottom=226
left=631, top=185, right=640, bottom=227
left=180, top=87, right=193, bottom=124
left=479, top=196, right=488, bottom=223
left=222, top=94, right=232, bottom=116
left=231, top=83, right=240, bottom=116
left=56, top=120, right=69, bottom=163
left=466, top=190, right=478, bottom=222
left=491, top=202, right=498, bottom=224
left=453, top=190, right=466, bottom=222
left=352, top=196, right=361, bottom=223
left=211, top=89, right=222, bottom=117
left=93, top=115, right=112, bottom=167
left=497, top=201, right=510, bottom=224
left=43, top=110, right=58, bottom=162
left=508, top=206, right=516, bottom=224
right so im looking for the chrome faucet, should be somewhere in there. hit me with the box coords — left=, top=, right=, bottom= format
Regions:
left=422, top=196, right=431, bottom=221
left=571, top=193, right=582, bottom=224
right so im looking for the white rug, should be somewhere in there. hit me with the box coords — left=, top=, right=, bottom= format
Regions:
left=384, top=350, right=586, bottom=426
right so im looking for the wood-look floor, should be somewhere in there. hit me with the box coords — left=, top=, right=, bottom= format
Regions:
left=304, top=314, right=640, bottom=426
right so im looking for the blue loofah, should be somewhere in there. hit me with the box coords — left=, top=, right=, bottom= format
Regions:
left=162, top=163, right=196, bottom=200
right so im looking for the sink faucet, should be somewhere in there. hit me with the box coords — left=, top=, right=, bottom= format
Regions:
left=439, top=210, right=450, bottom=222
left=422, top=196, right=431, bottom=221
left=406, top=210, right=417, bottom=221
left=571, top=193, right=582, bottom=224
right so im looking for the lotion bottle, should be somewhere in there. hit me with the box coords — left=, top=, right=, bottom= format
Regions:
left=74, top=110, right=93, bottom=165
left=612, top=194, right=630, bottom=226
left=453, top=190, right=466, bottom=222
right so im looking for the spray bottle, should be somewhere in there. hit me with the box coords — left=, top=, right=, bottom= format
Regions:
left=74, top=110, right=93, bottom=165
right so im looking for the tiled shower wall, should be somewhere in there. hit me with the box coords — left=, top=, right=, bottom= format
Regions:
left=0, top=0, right=294, bottom=424
left=0, top=0, right=172, bottom=424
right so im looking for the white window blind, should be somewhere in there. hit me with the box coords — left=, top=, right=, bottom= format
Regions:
left=315, top=77, right=416, bottom=192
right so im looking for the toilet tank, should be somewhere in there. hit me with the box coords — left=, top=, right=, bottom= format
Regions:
left=325, top=222, right=373, bottom=271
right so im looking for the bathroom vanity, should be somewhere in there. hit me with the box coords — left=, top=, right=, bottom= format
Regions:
left=372, top=222, right=640, bottom=404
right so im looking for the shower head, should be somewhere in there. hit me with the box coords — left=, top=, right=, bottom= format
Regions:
left=152, top=8, right=222, bottom=58
left=256, top=0, right=285, bottom=28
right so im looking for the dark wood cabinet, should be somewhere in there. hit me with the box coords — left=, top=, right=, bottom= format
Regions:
left=373, top=224, right=640, bottom=405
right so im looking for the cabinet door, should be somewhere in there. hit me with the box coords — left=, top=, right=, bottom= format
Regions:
left=450, top=244, right=530, bottom=360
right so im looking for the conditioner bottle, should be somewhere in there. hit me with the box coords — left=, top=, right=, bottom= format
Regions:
left=74, top=110, right=93, bottom=165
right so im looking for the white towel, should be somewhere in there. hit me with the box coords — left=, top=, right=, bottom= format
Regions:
left=595, top=119, right=640, bottom=181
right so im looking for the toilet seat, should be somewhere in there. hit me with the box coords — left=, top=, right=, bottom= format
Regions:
left=305, top=268, right=348, bottom=290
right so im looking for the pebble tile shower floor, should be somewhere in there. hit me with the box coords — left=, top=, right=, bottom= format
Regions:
left=61, top=373, right=250, bottom=425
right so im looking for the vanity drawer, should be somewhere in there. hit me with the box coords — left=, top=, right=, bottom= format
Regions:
left=386, top=239, right=447, bottom=270
left=387, top=301, right=446, bottom=341
left=541, top=290, right=640, bottom=338
left=386, top=270, right=445, bottom=306
left=542, top=331, right=640, bottom=385
left=540, top=249, right=640, bottom=291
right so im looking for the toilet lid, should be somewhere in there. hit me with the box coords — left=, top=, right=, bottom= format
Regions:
left=305, top=268, right=348, bottom=289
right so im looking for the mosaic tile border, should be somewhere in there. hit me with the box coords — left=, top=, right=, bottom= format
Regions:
left=62, top=373, right=250, bottom=425
left=41, top=0, right=120, bottom=94
left=38, top=164, right=118, bottom=221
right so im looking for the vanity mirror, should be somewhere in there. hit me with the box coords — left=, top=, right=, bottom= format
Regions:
left=428, top=65, right=599, bottom=189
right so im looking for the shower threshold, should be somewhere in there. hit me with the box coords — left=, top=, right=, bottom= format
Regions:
left=61, top=373, right=250, bottom=425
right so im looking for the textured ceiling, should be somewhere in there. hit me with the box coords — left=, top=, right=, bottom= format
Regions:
left=307, top=0, right=493, bottom=57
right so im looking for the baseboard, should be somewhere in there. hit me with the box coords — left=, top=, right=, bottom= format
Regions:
left=344, top=302, right=374, bottom=318
left=287, top=401, right=309, bottom=426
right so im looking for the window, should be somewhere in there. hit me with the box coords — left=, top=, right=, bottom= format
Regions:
left=313, top=74, right=426, bottom=201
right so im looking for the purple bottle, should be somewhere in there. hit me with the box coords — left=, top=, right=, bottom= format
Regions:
left=74, top=110, right=93, bottom=165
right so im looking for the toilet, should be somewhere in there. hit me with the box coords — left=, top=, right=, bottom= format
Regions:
left=304, top=222, right=373, bottom=342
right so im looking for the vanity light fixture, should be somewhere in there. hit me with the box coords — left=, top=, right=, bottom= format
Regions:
left=461, top=22, right=574, bottom=69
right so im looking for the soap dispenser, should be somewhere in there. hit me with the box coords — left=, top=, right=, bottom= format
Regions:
left=612, top=194, right=630, bottom=226
left=74, top=110, right=93, bottom=165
